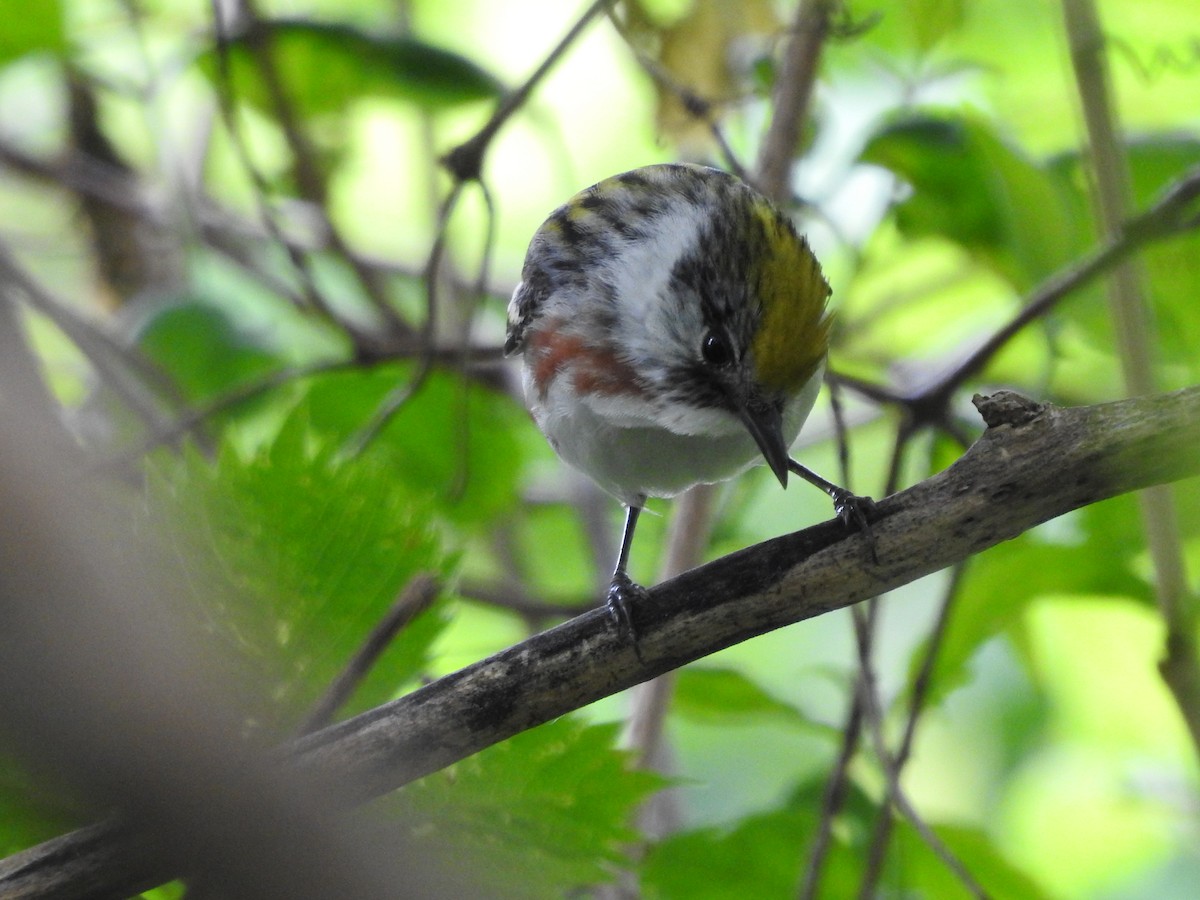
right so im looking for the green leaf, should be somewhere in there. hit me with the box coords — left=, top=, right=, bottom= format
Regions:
left=517, top=500, right=599, bottom=597
left=0, top=756, right=81, bottom=856
left=673, top=666, right=829, bottom=733
left=1050, top=137, right=1200, bottom=382
left=912, top=493, right=1153, bottom=707
left=904, top=0, right=966, bottom=50
left=643, top=777, right=1047, bottom=899
left=396, top=718, right=663, bottom=898
left=861, top=113, right=1089, bottom=289
left=139, top=883, right=186, bottom=900
left=889, top=821, right=1051, bottom=900
left=197, top=18, right=504, bottom=118
left=298, top=365, right=525, bottom=527
left=147, top=412, right=449, bottom=732
left=642, top=808, right=812, bottom=898
left=0, top=0, right=64, bottom=63
left=641, top=777, right=871, bottom=899
left=134, top=297, right=283, bottom=406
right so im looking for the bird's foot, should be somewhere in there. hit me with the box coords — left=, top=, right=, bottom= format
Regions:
left=830, top=487, right=879, bottom=563
left=786, top=459, right=880, bottom=563
left=606, top=572, right=648, bottom=662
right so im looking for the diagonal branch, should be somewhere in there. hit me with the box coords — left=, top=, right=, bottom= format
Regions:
left=0, top=242, right=184, bottom=438
left=916, top=163, right=1200, bottom=413
left=833, top=163, right=1200, bottom=428
left=441, top=0, right=614, bottom=183
left=5, top=385, right=1200, bottom=898
left=296, top=574, right=441, bottom=735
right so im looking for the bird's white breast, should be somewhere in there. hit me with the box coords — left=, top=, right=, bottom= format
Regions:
left=527, top=363, right=822, bottom=506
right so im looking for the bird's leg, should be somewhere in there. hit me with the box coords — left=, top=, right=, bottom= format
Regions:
left=787, top=459, right=878, bottom=560
left=606, top=504, right=649, bottom=648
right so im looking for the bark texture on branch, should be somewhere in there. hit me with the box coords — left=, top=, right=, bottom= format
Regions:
left=292, top=387, right=1200, bottom=796
left=2, top=386, right=1199, bottom=899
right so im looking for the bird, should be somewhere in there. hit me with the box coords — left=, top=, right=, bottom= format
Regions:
left=505, top=163, right=872, bottom=637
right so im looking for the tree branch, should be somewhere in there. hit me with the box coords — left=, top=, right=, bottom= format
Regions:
left=296, top=574, right=441, bottom=735
left=441, top=0, right=614, bottom=182
left=833, top=162, right=1200, bottom=427
left=1062, top=0, right=1200, bottom=760
left=754, top=0, right=832, bottom=202
left=6, top=385, right=1200, bottom=898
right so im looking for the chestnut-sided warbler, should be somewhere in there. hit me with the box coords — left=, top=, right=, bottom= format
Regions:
left=506, top=163, right=871, bottom=632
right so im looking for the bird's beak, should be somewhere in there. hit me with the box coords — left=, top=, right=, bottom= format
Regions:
left=736, top=394, right=790, bottom=489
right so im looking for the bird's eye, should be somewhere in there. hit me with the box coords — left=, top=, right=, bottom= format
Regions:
left=701, top=330, right=734, bottom=367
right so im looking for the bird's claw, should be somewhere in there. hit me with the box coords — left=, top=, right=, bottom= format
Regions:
left=606, top=572, right=648, bottom=662
left=831, top=488, right=879, bottom=563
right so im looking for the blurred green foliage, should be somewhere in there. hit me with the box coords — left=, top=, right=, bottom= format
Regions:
left=195, top=19, right=504, bottom=117
left=397, top=718, right=664, bottom=898
left=1, top=0, right=1199, bottom=897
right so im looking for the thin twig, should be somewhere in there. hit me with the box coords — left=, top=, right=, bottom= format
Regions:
left=855, top=659, right=987, bottom=899
left=341, top=180, right=466, bottom=458
left=825, top=372, right=855, bottom=488
left=827, top=369, right=902, bottom=406
left=0, top=137, right=154, bottom=212
left=233, top=1, right=408, bottom=339
left=442, top=0, right=615, bottom=182
left=444, top=180, right=501, bottom=503
left=297, top=574, right=441, bottom=735
left=797, top=677, right=863, bottom=900
left=207, top=0, right=334, bottom=324
left=799, top=416, right=914, bottom=898
left=605, top=9, right=750, bottom=178
left=1062, top=0, right=1200, bottom=758
left=0, top=241, right=182, bottom=437
left=0, top=134, right=484, bottom=318
left=755, top=0, right=832, bottom=202
left=849, top=428, right=978, bottom=895
left=859, top=681, right=988, bottom=897
left=857, top=562, right=969, bottom=895
left=102, top=357, right=359, bottom=472
left=828, top=163, right=1200, bottom=432
left=925, top=163, right=1200, bottom=407
left=456, top=579, right=593, bottom=624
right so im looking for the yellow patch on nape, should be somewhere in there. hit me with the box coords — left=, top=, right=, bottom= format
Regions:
left=749, top=207, right=832, bottom=393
